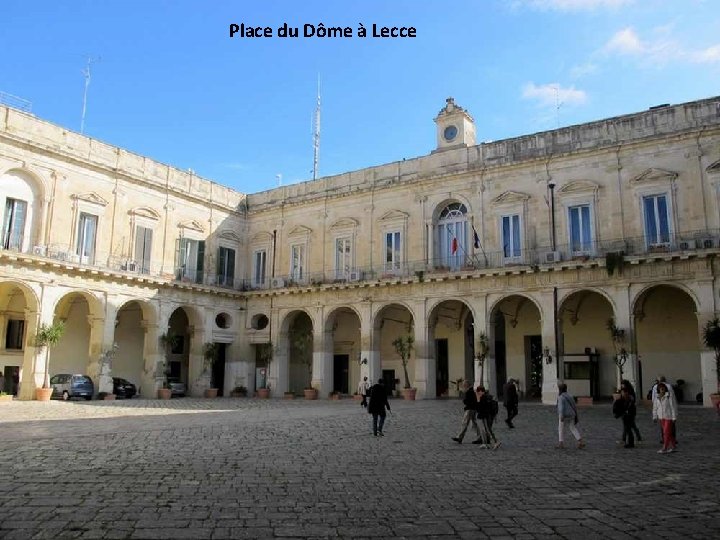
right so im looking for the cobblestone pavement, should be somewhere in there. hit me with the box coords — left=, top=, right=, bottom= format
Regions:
left=0, top=397, right=718, bottom=539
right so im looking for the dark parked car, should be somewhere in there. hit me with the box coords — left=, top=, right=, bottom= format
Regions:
left=112, top=377, right=137, bottom=399
left=49, top=374, right=94, bottom=400
left=167, top=377, right=186, bottom=397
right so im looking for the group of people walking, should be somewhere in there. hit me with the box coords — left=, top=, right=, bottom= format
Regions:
left=360, top=373, right=680, bottom=455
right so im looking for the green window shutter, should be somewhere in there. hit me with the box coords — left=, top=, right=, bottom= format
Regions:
left=175, top=238, right=185, bottom=279
left=227, top=248, right=235, bottom=282
left=196, top=240, right=205, bottom=283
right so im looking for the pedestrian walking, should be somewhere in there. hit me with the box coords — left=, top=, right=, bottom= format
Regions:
left=368, top=378, right=391, bottom=437
left=451, top=381, right=481, bottom=444
left=650, top=375, right=678, bottom=444
left=619, top=379, right=642, bottom=444
left=556, top=383, right=585, bottom=449
left=502, top=377, right=519, bottom=428
left=475, top=386, right=501, bottom=449
left=357, top=376, right=370, bottom=408
left=613, top=387, right=637, bottom=448
left=652, top=382, right=677, bottom=454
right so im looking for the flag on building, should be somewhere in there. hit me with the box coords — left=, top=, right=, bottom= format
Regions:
left=472, top=226, right=480, bottom=249
left=451, top=236, right=458, bottom=254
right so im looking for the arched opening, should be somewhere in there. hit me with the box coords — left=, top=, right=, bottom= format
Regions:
left=558, top=290, right=614, bottom=399
left=373, top=304, right=414, bottom=397
left=52, top=293, right=94, bottom=377
left=165, top=308, right=191, bottom=396
left=490, top=295, right=542, bottom=400
left=434, top=201, right=468, bottom=269
left=428, top=299, right=474, bottom=398
left=634, top=285, right=700, bottom=402
left=325, top=307, right=362, bottom=395
left=0, top=281, right=39, bottom=397
left=112, top=301, right=151, bottom=397
left=286, top=311, right=313, bottom=395
left=0, top=169, right=44, bottom=254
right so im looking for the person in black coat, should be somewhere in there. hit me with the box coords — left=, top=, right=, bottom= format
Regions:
left=451, top=381, right=481, bottom=444
left=619, top=379, right=642, bottom=445
left=368, top=379, right=391, bottom=436
left=502, top=378, right=519, bottom=428
left=614, top=386, right=637, bottom=448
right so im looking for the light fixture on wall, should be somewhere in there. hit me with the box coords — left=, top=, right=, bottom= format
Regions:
left=543, top=346, right=553, bottom=365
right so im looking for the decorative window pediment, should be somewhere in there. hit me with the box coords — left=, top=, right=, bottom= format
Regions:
left=379, top=210, right=409, bottom=222
left=71, top=192, right=109, bottom=207
left=218, top=230, right=242, bottom=243
left=251, top=231, right=273, bottom=244
left=490, top=191, right=530, bottom=206
left=630, top=168, right=677, bottom=185
left=178, top=219, right=205, bottom=234
left=129, top=207, right=160, bottom=220
left=557, top=180, right=599, bottom=196
left=707, top=159, right=720, bottom=175
left=330, top=217, right=359, bottom=231
left=288, top=225, right=312, bottom=238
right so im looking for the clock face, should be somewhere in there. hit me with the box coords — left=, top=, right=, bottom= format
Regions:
left=443, top=125, right=458, bottom=142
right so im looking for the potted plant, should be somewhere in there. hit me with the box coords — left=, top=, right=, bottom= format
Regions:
left=291, top=331, right=316, bottom=400
left=256, top=343, right=273, bottom=398
left=701, top=317, right=720, bottom=409
left=202, top=342, right=219, bottom=398
left=34, top=321, right=66, bottom=401
left=607, top=318, right=627, bottom=399
left=230, top=385, right=247, bottom=397
left=392, top=334, right=416, bottom=400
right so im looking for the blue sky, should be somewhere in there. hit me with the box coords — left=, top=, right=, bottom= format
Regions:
left=1, top=0, right=718, bottom=194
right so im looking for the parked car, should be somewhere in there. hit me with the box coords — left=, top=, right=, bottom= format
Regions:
left=167, top=377, right=186, bottom=397
left=49, top=374, right=94, bottom=400
left=112, top=377, right=137, bottom=399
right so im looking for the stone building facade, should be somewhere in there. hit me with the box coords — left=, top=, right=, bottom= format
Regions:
left=1, top=95, right=719, bottom=405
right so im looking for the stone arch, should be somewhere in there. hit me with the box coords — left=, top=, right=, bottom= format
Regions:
left=324, top=305, right=363, bottom=395
left=281, top=310, right=314, bottom=394
left=430, top=195, right=474, bottom=222
left=488, top=293, right=543, bottom=399
left=632, top=284, right=701, bottom=401
left=112, top=299, right=157, bottom=392
left=50, top=291, right=103, bottom=377
left=0, top=279, right=40, bottom=313
left=427, top=298, right=475, bottom=397
left=372, top=303, right=415, bottom=397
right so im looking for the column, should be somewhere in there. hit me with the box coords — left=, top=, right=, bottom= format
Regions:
left=312, top=328, right=333, bottom=398
left=612, top=286, right=638, bottom=392
left=414, top=322, right=434, bottom=400
left=697, top=312, right=719, bottom=407
left=87, top=315, right=115, bottom=395
left=539, top=291, right=559, bottom=405
left=18, top=308, right=41, bottom=400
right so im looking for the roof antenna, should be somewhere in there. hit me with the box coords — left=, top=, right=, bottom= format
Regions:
left=80, top=56, right=100, bottom=134
left=554, top=84, right=563, bottom=129
left=312, top=75, right=321, bottom=181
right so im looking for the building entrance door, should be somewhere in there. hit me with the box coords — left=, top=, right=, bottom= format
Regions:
left=333, top=354, right=349, bottom=394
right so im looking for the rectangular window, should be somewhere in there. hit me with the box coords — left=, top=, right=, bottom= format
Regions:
left=643, top=194, right=670, bottom=246
left=5, top=319, right=24, bottom=350
left=176, top=238, right=205, bottom=283
left=76, top=212, right=98, bottom=264
left=502, top=215, right=521, bottom=259
left=385, top=231, right=401, bottom=271
left=217, top=246, right=236, bottom=287
left=2, top=198, right=27, bottom=251
left=253, top=250, right=267, bottom=287
left=335, top=237, right=352, bottom=279
left=438, top=222, right=466, bottom=268
left=134, top=226, right=153, bottom=274
left=290, top=244, right=305, bottom=282
left=569, top=205, right=592, bottom=254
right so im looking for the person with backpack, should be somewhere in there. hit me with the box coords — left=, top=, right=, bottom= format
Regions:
left=474, top=386, right=501, bottom=449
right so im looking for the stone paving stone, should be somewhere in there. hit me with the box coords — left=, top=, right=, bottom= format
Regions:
left=1, top=398, right=719, bottom=538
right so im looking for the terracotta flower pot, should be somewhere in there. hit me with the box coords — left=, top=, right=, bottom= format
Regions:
left=256, top=388, right=270, bottom=399
left=157, top=388, right=172, bottom=400
left=304, top=388, right=318, bottom=400
left=402, top=388, right=417, bottom=401
left=204, top=388, right=218, bottom=398
left=35, top=387, right=53, bottom=401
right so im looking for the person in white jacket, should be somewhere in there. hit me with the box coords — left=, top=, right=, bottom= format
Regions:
left=652, top=382, right=677, bottom=454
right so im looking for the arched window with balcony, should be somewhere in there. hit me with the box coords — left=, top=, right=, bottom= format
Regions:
left=435, top=202, right=468, bottom=269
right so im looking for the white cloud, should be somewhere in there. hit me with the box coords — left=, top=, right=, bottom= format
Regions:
left=602, top=27, right=720, bottom=66
left=522, top=83, right=588, bottom=107
left=514, top=0, right=632, bottom=10
left=570, top=62, right=599, bottom=78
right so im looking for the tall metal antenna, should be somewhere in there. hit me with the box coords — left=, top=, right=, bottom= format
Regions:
left=80, top=56, right=100, bottom=134
left=312, top=75, right=321, bottom=181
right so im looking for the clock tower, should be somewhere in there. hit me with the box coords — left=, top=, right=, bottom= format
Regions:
left=433, top=97, right=476, bottom=152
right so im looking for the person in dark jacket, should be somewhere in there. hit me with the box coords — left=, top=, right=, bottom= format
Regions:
left=502, top=378, right=519, bottom=428
left=476, top=386, right=501, bottom=449
left=619, top=379, right=642, bottom=444
left=451, top=381, right=481, bottom=444
left=368, top=379, right=391, bottom=436
left=614, top=387, right=637, bottom=448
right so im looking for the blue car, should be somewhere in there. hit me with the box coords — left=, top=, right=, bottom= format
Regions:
left=49, top=374, right=94, bottom=400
